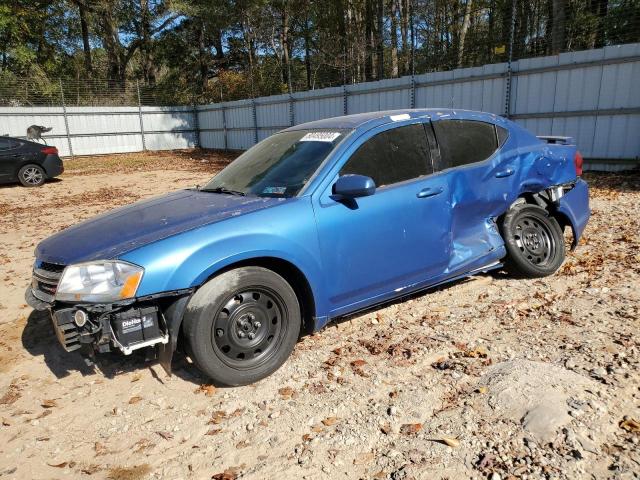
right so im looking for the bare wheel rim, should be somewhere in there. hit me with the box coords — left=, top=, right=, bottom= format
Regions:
left=22, top=167, right=44, bottom=185
left=513, top=215, right=555, bottom=266
left=210, top=287, right=286, bottom=369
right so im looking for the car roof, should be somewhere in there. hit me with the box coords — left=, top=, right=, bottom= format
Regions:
left=284, top=108, right=508, bottom=133
left=0, top=135, right=39, bottom=146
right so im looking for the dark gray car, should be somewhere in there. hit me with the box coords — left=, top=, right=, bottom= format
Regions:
left=0, top=136, right=64, bottom=187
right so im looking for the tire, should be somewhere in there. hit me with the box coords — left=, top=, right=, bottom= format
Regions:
left=18, top=164, right=46, bottom=187
left=183, top=266, right=301, bottom=386
left=500, top=203, right=565, bottom=278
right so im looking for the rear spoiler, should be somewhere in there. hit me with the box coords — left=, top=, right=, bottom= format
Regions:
left=537, top=135, right=574, bottom=145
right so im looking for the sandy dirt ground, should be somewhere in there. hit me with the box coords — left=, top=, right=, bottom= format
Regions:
left=0, top=151, right=638, bottom=480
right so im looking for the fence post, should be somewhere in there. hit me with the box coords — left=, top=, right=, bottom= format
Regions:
left=410, top=75, right=416, bottom=109
left=504, top=0, right=518, bottom=118
left=343, top=84, right=348, bottom=115
left=251, top=99, right=258, bottom=145
left=192, top=101, right=201, bottom=149
left=289, top=93, right=295, bottom=127
left=59, top=79, right=74, bottom=158
left=136, top=80, right=147, bottom=151
left=221, top=105, right=228, bottom=151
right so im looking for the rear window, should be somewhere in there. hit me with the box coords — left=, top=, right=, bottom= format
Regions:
left=433, top=120, right=499, bottom=170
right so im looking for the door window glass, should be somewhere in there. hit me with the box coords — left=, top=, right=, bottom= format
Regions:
left=433, top=120, right=499, bottom=169
left=340, top=124, right=432, bottom=187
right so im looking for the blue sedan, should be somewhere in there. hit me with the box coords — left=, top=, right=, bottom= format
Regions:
left=27, top=109, right=590, bottom=386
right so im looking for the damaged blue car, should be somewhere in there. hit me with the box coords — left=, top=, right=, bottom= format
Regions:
left=27, top=109, right=590, bottom=386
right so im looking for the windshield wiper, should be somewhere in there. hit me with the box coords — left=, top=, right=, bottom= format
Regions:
left=200, top=186, right=246, bottom=196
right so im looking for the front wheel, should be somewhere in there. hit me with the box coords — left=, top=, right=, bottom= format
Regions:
left=500, top=203, right=565, bottom=278
left=183, top=266, right=301, bottom=386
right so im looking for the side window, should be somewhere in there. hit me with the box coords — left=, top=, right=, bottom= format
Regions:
left=433, top=120, right=498, bottom=170
left=497, top=125, right=509, bottom=146
left=340, top=124, right=432, bottom=187
left=0, top=138, right=13, bottom=151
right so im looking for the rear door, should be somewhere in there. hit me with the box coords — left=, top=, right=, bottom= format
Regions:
left=431, top=119, right=513, bottom=272
left=313, top=122, right=451, bottom=315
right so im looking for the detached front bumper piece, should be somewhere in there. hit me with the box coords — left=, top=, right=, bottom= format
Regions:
left=26, top=289, right=170, bottom=355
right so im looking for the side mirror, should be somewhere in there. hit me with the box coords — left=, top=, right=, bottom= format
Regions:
left=333, top=174, right=376, bottom=198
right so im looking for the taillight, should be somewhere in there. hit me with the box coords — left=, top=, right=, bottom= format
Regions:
left=574, top=151, right=583, bottom=176
left=41, top=146, right=58, bottom=155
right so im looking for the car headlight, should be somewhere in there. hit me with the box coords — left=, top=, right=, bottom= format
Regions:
left=55, top=261, right=144, bottom=303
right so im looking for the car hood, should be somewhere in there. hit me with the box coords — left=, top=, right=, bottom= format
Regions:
left=36, top=189, right=287, bottom=265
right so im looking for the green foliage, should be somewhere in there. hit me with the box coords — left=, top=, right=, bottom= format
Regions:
left=0, top=0, right=637, bottom=105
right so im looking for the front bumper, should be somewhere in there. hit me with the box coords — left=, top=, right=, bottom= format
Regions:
left=25, top=280, right=195, bottom=365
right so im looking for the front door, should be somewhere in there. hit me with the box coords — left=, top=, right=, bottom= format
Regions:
left=313, top=122, right=451, bottom=316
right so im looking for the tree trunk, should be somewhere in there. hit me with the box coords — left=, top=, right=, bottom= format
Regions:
left=197, top=19, right=208, bottom=92
left=140, top=0, right=156, bottom=85
left=77, top=1, right=92, bottom=75
left=365, top=0, right=374, bottom=81
left=304, top=21, right=312, bottom=90
left=390, top=0, right=398, bottom=77
left=400, top=0, right=409, bottom=75
left=281, top=3, right=292, bottom=92
left=376, top=0, right=384, bottom=79
left=550, top=0, right=566, bottom=54
left=457, top=0, right=473, bottom=67
left=591, top=0, right=608, bottom=48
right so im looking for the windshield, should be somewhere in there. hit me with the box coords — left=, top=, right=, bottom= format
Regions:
left=202, top=129, right=349, bottom=197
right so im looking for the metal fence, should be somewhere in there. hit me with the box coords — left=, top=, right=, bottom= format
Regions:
left=197, top=43, right=640, bottom=170
left=0, top=43, right=638, bottom=170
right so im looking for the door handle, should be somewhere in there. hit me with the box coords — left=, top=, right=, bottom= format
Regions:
left=417, top=186, right=444, bottom=198
left=495, top=168, right=515, bottom=178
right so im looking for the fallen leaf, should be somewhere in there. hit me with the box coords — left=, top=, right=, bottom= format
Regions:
left=476, top=386, right=488, bottom=394
left=130, top=374, right=141, bottom=383
left=619, top=417, right=640, bottom=433
left=156, top=431, right=173, bottom=440
left=278, top=386, right=294, bottom=398
left=48, top=462, right=68, bottom=468
left=209, top=411, right=227, bottom=424
left=400, top=423, right=422, bottom=435
left=195, top=384, right=217, bottom=397
left=2, top=418, right=11, bottom=426
left=107, top=464, right=151, bottom=480
left=235, top=440, right=249, bottom=449
left=206, top=428, right=222, bottom=435
left=212, top=467, right=239, bottom=480
left=128, top=396, right=143, bottom=405
left=350, top=359, right=367, bottom=367
left=321, top=416, right=339, bottom=426
left=438, top=437, right=460, bottom=448
left=41, top=399, right=57, bottom=408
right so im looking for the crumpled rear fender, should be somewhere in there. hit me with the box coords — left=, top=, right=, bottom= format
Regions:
left=556, top=179, right=590, bottom=250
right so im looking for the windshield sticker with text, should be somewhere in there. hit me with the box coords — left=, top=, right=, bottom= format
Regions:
left=262, top=186, right=287, bottom=195
left=299, top=132, right=341, bottom=143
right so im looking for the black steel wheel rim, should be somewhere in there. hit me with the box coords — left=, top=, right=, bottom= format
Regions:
left=211, top=288, right=286, bottom=368
left=513, top=215, right=555, bottom=266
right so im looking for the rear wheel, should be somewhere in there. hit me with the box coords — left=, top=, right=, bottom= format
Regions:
left=18, top=164, right=46, bottom=187
left=500, top=203, right=565, bottom=278
left=183, top=266, right=301, bottom=386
